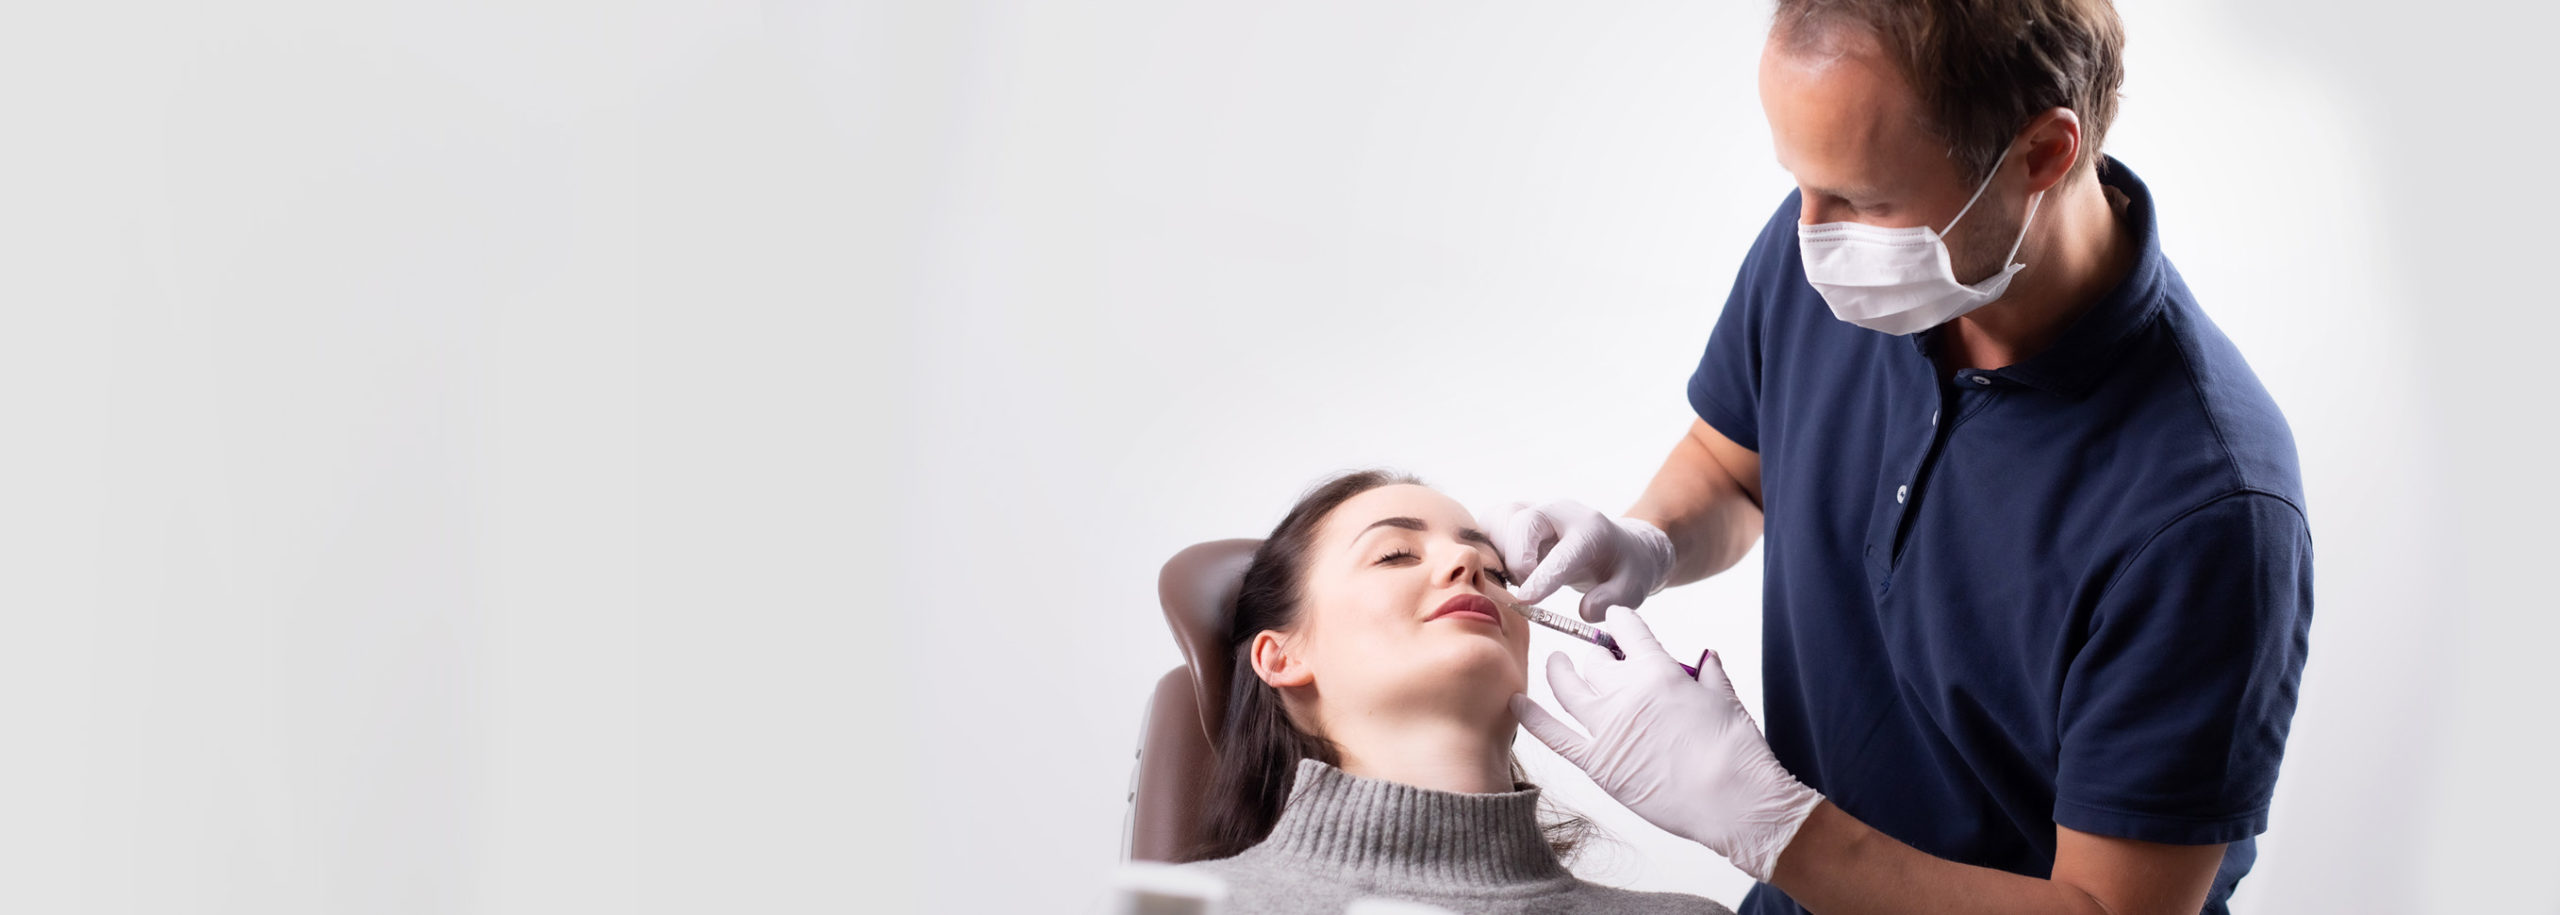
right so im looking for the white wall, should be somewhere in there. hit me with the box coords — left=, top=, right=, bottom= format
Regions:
left=3, top=1, right=2550, bottom=913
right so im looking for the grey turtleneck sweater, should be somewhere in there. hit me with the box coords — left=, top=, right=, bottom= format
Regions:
left=1185, top=759, right=1734, bottom=914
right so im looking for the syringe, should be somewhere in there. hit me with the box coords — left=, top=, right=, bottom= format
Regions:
left=1495, top=595, right=1700, bottom=678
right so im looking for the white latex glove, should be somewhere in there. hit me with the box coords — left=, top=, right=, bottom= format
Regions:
left=1485, top=499, right=1677, bottom=622
left=1510, top=605, right=1824, bottom=884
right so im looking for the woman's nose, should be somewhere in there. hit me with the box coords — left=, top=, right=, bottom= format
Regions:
left=1442, top=551, right=1485, bottom=587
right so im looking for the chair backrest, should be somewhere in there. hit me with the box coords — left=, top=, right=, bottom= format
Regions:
left=1124, top=538, right=1261, bottom=863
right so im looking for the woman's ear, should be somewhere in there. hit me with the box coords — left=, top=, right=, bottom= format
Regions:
left=1248, top=630, right=1314, bottom=689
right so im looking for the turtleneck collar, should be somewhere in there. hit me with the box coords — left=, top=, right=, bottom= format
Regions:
left=1241, top=758, right=1573, bottom=890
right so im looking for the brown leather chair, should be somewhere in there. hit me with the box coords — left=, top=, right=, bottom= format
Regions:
left=1123, top=539, right=1261, bottom=863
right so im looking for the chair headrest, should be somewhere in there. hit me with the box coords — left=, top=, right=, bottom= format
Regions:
left=1156, top=539, right=1261, bottom=745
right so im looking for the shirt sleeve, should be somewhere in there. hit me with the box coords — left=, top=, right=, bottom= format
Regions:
left=1685, top=192, right=1800, bottom=453
left=2054, top=490, right=2315, bottom=845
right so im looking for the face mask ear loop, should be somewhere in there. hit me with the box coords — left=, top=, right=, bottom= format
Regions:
left=2000, top=189, right=2045, bottom=267
left=1940, top=144, right=2014, bottom=235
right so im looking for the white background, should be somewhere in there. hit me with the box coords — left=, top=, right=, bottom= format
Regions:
left=2, top=1, right=2552, bottom=913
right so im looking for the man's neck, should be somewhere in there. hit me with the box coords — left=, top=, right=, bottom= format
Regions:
left=1327, top=713, right=1515, bottom=795
left=1936, top=169, right=2136, bottom=374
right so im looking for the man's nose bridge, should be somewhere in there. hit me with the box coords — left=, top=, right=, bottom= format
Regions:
left=1796, top=188, right=1832, bottom=225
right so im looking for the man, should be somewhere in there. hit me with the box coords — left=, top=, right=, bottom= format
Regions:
left=1492, top=3, right=2312, bottom=914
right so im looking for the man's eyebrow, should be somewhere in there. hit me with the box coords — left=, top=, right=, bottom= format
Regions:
left=1778, top=156, right=1879, bottom=200
left=1349, top=516, right=1496, bottom=552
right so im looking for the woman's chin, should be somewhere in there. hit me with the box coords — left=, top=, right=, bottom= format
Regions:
left=1437, top=619, right=1530, bottom=675
left=1411, top=634, right=1528, bottom=695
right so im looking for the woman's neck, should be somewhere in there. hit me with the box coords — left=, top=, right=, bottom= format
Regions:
left=1326, top=713, right=1515, bottom=795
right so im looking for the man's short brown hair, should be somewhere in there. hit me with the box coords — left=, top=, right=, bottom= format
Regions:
left=1773, top=0, right=2126, bottom=186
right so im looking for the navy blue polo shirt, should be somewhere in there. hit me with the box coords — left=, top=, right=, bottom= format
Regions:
left=1688, top=157, right=2312, bottom=915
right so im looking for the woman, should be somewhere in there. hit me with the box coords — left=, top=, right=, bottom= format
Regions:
left=1180, top=469, right=1733, bottom=915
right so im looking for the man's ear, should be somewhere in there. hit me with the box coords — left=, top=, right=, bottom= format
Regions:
left=2017, top=106, right=2084, bottom=195
left=1249, top=630, right=1314, bottom=689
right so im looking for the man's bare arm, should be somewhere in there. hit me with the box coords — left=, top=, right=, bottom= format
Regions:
left=1626, top=418, right=1765, bottom=588
left=1771, top=802, right=2226, bottom=915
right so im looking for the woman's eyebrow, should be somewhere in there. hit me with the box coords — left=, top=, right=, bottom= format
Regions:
left=1349, top=517, right=1495, bottom=551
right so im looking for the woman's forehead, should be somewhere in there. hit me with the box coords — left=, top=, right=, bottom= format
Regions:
left=1318, top=484, right=1479, bottom=545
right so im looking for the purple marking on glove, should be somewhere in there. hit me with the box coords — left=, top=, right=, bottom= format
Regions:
left=1599, top=629, right=1701, bottom=678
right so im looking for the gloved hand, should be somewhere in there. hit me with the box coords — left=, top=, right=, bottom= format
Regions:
left=1485, top=499, right=1677, bottom=622
left=1510, top=605, right=1824, bottom=884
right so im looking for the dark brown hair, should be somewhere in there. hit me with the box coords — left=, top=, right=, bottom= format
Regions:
left=1184, top=469, right=1595, bottom=862
left=1773, top=0, right=2126, bottom=185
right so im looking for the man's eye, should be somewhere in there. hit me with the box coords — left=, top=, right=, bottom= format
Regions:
left=1833, top=195, right=1881, bottom=214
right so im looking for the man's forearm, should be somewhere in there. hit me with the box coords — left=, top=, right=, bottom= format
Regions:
left=1625, top=425, right=1762, bottom=588
left=1770, top=802, right=2115, bottom=915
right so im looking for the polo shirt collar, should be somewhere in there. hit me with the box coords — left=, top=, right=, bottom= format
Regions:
left=1912, top=155, right=2166, bottom=397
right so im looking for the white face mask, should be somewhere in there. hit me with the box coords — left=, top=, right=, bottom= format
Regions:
left=1796, top=146, right=2044, bottom=336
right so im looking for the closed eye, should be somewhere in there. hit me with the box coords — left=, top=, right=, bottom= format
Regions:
left=1377, top=549, right=1513, bottom=587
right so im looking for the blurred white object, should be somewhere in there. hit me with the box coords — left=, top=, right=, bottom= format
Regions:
left=1343, top=899, right=1460, bottom=915
left=1105, top=862, right=1229, bottom=915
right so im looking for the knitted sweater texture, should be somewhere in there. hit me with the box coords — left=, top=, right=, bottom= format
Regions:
left=1185, top=759, right=1735, bottom=915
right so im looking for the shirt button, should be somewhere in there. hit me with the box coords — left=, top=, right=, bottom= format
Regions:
left=1971, top=375, right=1993, bottom=386
left=1896, top=484, right=1909, bottom=504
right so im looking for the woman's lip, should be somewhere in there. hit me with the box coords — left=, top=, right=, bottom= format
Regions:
left=1429, top=593, right=1503, bottom=626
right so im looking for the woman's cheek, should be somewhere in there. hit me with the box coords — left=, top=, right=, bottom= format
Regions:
left=1501, top=636, right=1531, bottom=693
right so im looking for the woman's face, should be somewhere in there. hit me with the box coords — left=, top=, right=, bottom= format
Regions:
left=1254, top=483, right=1530, bottom=724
